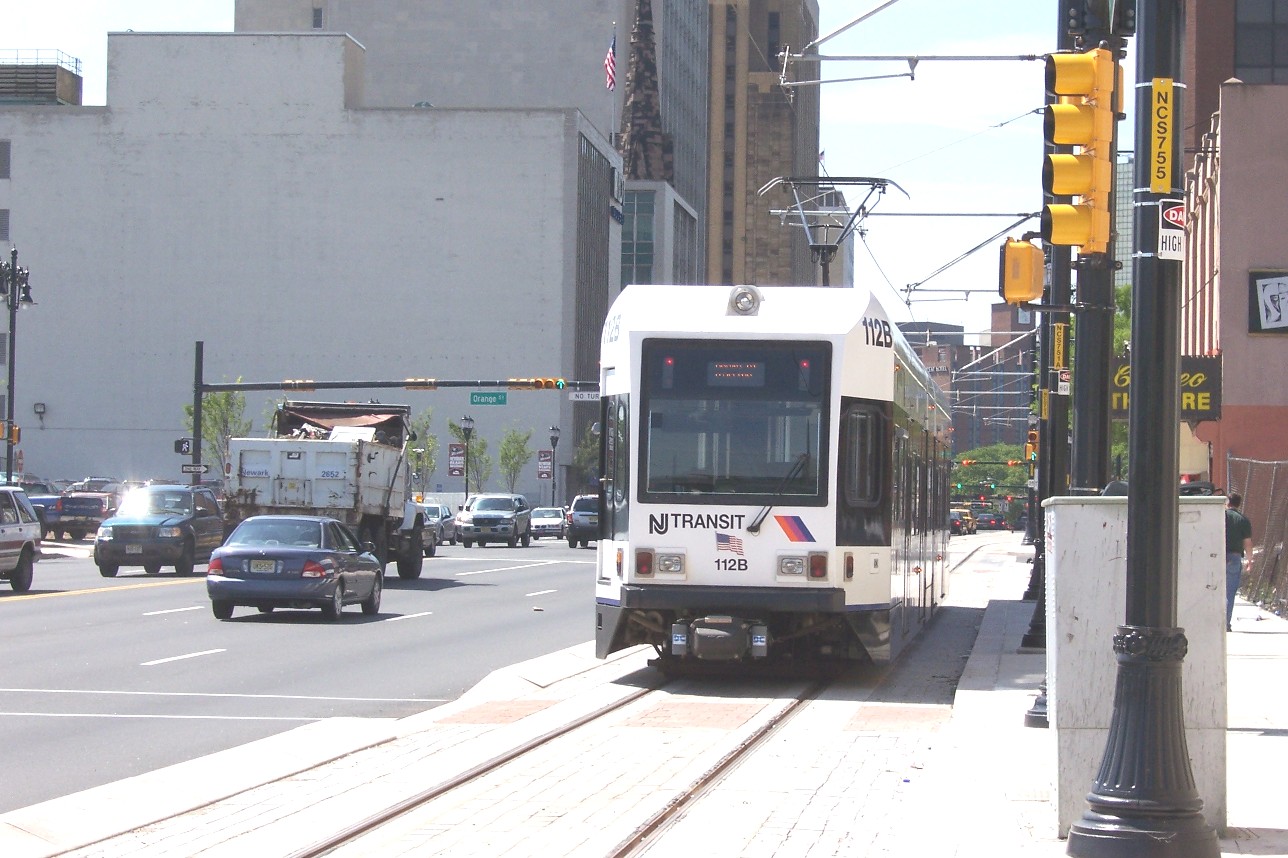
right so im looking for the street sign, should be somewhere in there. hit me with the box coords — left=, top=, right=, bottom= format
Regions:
left=181, top=463, right=210, bottom=474
left=470, top=392, right=507, bottom=406
left=1158, top=200, right=1184, bottom=261
left=568, top=391, right=597, bottom=401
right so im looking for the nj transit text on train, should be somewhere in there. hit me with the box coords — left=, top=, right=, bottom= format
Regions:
left=649, top=513, right=747, bottom=535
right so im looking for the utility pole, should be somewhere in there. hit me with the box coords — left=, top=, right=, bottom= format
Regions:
left=1065, top=0, right=1219, bottom=854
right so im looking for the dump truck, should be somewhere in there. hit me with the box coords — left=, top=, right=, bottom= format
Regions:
left=223, top=401, right=426, bottom=579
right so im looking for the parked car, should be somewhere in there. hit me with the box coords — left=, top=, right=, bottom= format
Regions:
left=93, top=484, right=226, bottom=577
left=531, top=506, right=566, bottom=540
left=0, top=486, right=42, bottom=592
left=418, top=502, right=457, bottom=546
left=206, top=515, right=382, bottom=621
left=950, top=508, right=977, bottom=534
left=456, top=493, right=532, bottom=548
left=566, top=494, right=599, bottom=548
left=9, top=478, right=63, bottom=540
left=59, top=478, right=127, bottom=541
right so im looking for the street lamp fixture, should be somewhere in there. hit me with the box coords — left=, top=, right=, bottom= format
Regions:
left=460, top=415, right=474, bottom=502
left=0, top=248, right=34, bottom=481
left=549, top=425, right=561, bottom=507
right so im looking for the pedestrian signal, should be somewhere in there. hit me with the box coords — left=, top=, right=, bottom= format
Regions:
left=998, top=239, right=1044, bottom=304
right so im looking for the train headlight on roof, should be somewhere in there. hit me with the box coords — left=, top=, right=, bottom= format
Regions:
left=728, top=285, right=764, bottom=316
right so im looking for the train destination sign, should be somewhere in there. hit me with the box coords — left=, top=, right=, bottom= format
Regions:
left=1110, top=355, right=1221, bottom=420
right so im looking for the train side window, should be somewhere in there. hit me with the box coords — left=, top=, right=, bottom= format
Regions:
left=843, top=404, right=881, bottom=508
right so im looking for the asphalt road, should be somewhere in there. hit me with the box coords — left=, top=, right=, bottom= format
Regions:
left=0, top=536, right=597, bottom=814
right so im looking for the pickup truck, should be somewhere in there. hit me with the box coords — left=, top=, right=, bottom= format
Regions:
left=16, top=479, right=64, bottom=540
left=59, top=478, right=125, bottom=541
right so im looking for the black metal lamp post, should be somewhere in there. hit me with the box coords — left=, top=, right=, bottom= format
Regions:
left=0, top=248, right=34, bottom=482
left=1066, top=2, right=1218, bottom=855
left=461, top=415, right=474, bottom=502
left=549, top=425, right=560, bottom=507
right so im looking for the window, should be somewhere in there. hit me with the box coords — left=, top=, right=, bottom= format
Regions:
left=0, top=141, right=10, bottom=179
left=312, top=7, right=324, bottom=28
left=0, top=209, right=8, bottom=242
left=1235, top=0, right=1288, bottom=82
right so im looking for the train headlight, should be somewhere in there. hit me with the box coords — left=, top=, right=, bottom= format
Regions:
left=778, top=556, right=806, bottom=576
left=727, top=284, right=764, bottom=316
left=656, top=553, right=685, bottom=574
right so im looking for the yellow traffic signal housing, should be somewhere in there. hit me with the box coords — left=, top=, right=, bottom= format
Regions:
left=1041, top=48, right=1117, bottom=255
left=1025, top=429, right=1039, bottom=462
left=9, top=424, right=19, bottom=445
left=998, top=238, right=1045, bottom=304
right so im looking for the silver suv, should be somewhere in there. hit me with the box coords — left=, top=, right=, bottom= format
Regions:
left=457, top=493, right=532, bottom=548
left=566, top=494, right=599, bottom=548
left=0, top=486, right=42, bottom=592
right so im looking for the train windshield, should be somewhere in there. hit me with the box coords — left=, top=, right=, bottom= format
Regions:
left=639, top=339, right=830, bottom=506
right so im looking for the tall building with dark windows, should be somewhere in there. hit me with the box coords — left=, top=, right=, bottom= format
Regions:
left=706, top=0, right=820, bottom=287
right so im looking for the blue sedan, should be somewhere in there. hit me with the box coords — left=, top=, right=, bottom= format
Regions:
left=206, top=515, right=382, bottom=621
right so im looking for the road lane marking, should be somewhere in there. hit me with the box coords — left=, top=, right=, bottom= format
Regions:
left=455, top=560, right=561, bottom=576
left=525, top=589, right=556, bottom=597
left=0, top=688, right=442, bottom=703
left=141, top=649, right=226, bottom=666
left=384, top=611, right=434, bottom=622
left=0, top=578, right=203, bottom=602
left=143, top=606, right=204, bottom=616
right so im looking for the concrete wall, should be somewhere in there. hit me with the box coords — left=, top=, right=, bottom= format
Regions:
left=0, top=32, right=619, bottom=491
left=1045, top=496, right=1226, bottom=836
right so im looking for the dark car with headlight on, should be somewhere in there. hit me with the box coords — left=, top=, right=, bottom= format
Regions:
left=94, top=484, right=225, bottom=577
left=206, top=515, right=382, bottom=621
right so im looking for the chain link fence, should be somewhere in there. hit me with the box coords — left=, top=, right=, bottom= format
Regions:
left=1228, top=455, right=1288, bottom=617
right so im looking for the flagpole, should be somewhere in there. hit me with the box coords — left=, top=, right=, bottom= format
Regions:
left=609, top=23, right=617, bottom=140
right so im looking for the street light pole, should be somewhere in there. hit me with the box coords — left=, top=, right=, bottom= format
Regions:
left=1, top=248, right=33, bottom=482
left=549, top=425, right=560, bottom=507
left=461, top=415, right=474, bottom=503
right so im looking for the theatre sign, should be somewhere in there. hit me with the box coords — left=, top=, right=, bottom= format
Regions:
left=1110, top=355, right=1221, bottom=420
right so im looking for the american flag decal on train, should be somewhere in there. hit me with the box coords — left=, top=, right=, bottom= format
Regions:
left=716, top=532, right=744, bottom=555
left=774, top=515, right=817, bottom=542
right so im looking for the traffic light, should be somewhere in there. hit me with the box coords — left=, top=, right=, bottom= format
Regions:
left=1041, top=47, right=1117, bottom=254
left=1006, top=460, right=1023, bottom=467
left=959, top=459, right=976, bottom=467
left=998, top=238, right=1044, bottom=305
left=508, top=377, right=568, bottom=390
left=8, top=424, right=19, bottom=445
left=1025, top=429, right=1039, bottom=462
left=174, top=438, right=193, bottom=456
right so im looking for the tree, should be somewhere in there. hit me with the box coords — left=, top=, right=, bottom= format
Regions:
left=184, top=383, right=252, bottom=481
left=498, top=428, right=534, bottom=491
left=448, top=419, right=492, bottom=493
left=953, top=443, right=1027, bottom=500
left=408, top=409, right=437, bottom=498
left=568, top=423, right=601, bottom=496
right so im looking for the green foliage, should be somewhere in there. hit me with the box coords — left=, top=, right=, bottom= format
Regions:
left=407, top=409, right=438, bottom=498
left=498, top=428, right=534, bottom=492
left=448, top=419, right=492, bottom=493
left=568, top=424, right=601, bottom=497
left=184, top=383, right=251, bottom=480
left=953, top=443, right=1028, bottom=498
left=1113, top=282, right=1132, bottom=357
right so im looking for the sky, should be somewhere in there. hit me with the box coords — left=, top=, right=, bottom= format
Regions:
left=4, top=1, right=1122, bottom=339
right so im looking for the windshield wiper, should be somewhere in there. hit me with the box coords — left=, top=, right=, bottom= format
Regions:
left=747, top=452, right=810, bottom=534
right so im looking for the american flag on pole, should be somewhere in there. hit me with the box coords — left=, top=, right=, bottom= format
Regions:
left=716, top=532, right=744, bottom=556
left=604, top=34, right=617, bottom=91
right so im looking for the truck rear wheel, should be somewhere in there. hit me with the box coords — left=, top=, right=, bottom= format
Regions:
left=397, top=541, right=424, bottom=579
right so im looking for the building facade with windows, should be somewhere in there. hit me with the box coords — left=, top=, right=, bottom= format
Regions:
left=0, top=33, right=620, bottom=485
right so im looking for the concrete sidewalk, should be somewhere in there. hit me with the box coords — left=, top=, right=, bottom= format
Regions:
left=2, top=537, right=1285, bottom=856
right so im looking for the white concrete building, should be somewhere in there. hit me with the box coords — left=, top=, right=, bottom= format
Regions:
left=0, top=32, right=620, bottom=498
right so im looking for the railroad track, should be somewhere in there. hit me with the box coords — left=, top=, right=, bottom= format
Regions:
left=288, top=675, right=836, bottom=857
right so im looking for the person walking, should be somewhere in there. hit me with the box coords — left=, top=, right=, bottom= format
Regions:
left=1225, top=492, right=1253, bottom=631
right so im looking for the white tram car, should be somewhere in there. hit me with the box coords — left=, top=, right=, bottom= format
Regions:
left=594, top=284, right=953, bottom=667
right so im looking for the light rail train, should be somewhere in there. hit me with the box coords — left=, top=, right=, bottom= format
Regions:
left=594, top=284, right=952, bottom=668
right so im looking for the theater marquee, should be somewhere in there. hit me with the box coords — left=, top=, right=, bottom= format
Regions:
left=1110, top=355, right=1221, bottom=420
